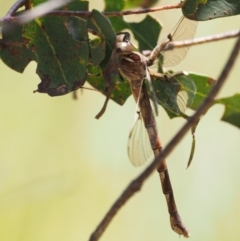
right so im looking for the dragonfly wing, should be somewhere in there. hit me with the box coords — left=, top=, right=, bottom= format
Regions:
left=151, top=72, right=196, bottom=117
left=176, top=90, right=189, bottom=113
left=171, top=72, right=196, bottom=112
left=127, top=113, right=153, bottom=167
left=145, top=66, right=159, bottom=116
left=162, top=17, right=198, bottom=67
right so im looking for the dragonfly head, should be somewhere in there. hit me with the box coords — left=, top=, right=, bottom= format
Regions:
left=116, top=32, right=137, bottom=55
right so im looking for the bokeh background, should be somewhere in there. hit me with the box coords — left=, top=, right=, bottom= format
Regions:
left=0, top=0, right=240, bottom=240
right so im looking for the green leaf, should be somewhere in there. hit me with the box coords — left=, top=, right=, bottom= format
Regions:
left=188, top=73, right=216, bottom=110
left=1, top=19, right=36, bottom=72
left=104, top=0, right=125, bottom=11
left=110, top=80, right=132, bottom=105
left=87, top=65, right=131, bottom=105
left=124, top=0, right=158, bottom=9
left=215, top=94, right=240, bottom=128
left=87, top=65, right=106, bottom=94
left=90, top=9, right=116, bottom=70
left=104, top=0, right=158, bottom=11
left=90, top=9, right=119, bottom=88
left=1, top=0, right=90, bottom=96
left=151, top=72, right=197, bottom=118
left=183, top=0, right=240, bottom=20
left=89, top=39, right=105, bottom=67
left=23, top=16, right=89, bottom=95
left=127, top=15, right=161, bottom=51
left=67, top=16, right=88, bottom=42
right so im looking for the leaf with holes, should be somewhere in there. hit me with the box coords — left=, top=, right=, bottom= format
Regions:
left=183, top=0, right=240, bottom=20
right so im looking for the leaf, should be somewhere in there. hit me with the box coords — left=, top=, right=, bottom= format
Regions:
left=89, top=39, right=105, bottom=67
left=104, top=0, right=158, bottom=11
left=215, top=94, right=240, bottom=128
left=127, top=15, right=161, bottom=51
left=104, top=0, right=125, bottom=11
left=24, top=17, right=88, bottom=95
left=90, top=9, right=116, bottom=70
left=1, top=18, right=36, bottom=72
left=151, top=72, right=197, bottom=119
left=124, top=0, right=158, bottom=9
left=183, top=0, right=240, bottom=20
left=110, top=80, right=132, bottom=105
left=90, top=9, right=118, bottom=85
left=87, top=65, right=131, bottom=105
left=188, top=73, right=216, bottom=110
left=67, top=16, right=88, bottom=42
left=1, top=0, right=90, bottom=96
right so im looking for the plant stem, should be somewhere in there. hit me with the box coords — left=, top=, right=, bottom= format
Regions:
left=6, top=0, right=29, bottom=17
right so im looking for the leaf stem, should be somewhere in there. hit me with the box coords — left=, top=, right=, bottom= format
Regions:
left=88, top=34, right=240, bottom=241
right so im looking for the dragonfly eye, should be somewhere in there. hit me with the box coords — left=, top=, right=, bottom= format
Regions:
left=116, top=32, right=131, bottom=43
left=128, top=53, right=141, bottom=61
left=122, top=33, right=130, bottom=43
left=116, top=32, right=135, bottom=54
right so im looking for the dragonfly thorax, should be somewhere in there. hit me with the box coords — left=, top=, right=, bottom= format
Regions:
left=118, top=52, right=147, bottom=85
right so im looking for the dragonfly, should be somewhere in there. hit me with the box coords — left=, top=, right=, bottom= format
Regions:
left=116, top=16, right=197, bottom=237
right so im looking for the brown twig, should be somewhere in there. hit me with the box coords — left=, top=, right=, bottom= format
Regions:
left=47, top=2, right=182, bottom=17
left=5, top=0, right=29, bottom=17
left=19, top=0, right=76, bottom=25
left=2, top=2, right=182, bottom=24
left=89, top=34, right=240, bottom=241
left=0, top=0, right=29, bottom=26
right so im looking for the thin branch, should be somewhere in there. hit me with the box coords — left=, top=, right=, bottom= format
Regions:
left=5, top=0, right=29, bottom=17
left=16, top=0, right=75, bottom=25
left=89, top=34, right=240, bottom=241
left=1, top=2, right=182, bottom=24
left=47, top=2, right=182, bottom=17
left=105, top=2, right=182, bottom=16
left=0, top=0, right=29, bottom=26
left=164, top=29, right=240, bottom=51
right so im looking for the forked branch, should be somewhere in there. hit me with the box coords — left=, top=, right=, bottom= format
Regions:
left=89, top=34, right=240, bottom=241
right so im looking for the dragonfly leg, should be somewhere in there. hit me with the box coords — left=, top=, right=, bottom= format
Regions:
left=95, top=83, right=115, bottom=119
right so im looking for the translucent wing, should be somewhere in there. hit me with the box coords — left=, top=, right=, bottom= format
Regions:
left=127, top=112, right=153, bottom=166
left=151, top=72, right=196, bottom=118
left=176, top=90, right=189, bottom=113
left=148, top=17, right=197, bottom=67
left=162, top=17, right=198, bottom=67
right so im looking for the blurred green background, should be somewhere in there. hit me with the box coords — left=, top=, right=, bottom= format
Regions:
left=0, top=0, right=240, bottom=240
